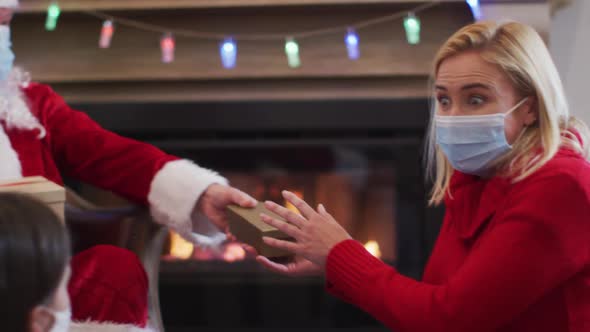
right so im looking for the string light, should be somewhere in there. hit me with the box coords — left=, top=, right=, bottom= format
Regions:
left=99, top=20, right=115, bottom=49
left=466, top=0, right=482, bottom=20
left=83, top=2, right=441, bottom=67
left=345, top=28, right=360, bottom=60
left=285, top=37, right=301, bottom=68
left=45, top=2, right=61, bottom=31
left=403, top=13, right=421, bottom=45
left=220, top=38, right=237, bottom=69
left=160, top=33, right=175, bottom=64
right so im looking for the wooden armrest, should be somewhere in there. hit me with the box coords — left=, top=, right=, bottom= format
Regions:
left=65, top=187, right=141, bottom=223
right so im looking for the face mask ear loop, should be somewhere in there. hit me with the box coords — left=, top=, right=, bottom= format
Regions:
left=502, top=98, right=530, bottom=149
left=504, top=97, right=529, bottom=117
left=45, top=307, right=71, bottom=332
left=511, top=120, right=532, bottom=147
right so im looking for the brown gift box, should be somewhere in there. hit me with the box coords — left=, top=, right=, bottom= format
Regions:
left=226, top=202, right=294, bottom=258
left=0, top=176, right=66, bottom=222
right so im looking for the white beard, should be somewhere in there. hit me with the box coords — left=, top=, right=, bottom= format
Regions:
left=0, top=67, right=45, bottom=138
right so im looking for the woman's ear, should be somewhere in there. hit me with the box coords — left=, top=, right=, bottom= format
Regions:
left=29, top=306, right=55, bottom=332
left=523, top=96, right=538, bottom=126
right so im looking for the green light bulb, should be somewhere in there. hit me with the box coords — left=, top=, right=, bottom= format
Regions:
left=403, top=13, right=421, bottom=45
left=284, top=38, right=301, bottom=68
left=45, top=3, right=61, bottom=31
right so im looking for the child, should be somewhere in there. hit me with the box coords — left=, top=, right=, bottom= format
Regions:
left=0, top=193, right=155, bottom=331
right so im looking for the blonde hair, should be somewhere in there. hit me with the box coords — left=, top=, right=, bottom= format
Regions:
left=427, top=21, right=590, bottom=205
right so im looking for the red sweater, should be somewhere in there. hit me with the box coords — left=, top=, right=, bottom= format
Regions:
left=326, top=148, right=590, bottom=331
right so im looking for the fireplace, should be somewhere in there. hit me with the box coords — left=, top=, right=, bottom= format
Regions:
left=74, top=98, right=444, bottom=331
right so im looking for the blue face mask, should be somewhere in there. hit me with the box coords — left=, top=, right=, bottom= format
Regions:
left=435, top=98, right=528, bottom=176
left=0, top=26, right=15, bottom=81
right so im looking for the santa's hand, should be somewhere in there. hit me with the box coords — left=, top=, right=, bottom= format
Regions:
left=195, top=184, right=257, bottom=232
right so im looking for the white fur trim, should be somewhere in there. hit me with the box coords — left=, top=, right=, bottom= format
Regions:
left=0, top=68, right=46, bottom=138
left=0, top=125, right=22, bottom=181
left=148, top=159, right=229, bottom=247
left=70, top=321, right=156, bottom=332
left=0, top=0, right=18, bottom=8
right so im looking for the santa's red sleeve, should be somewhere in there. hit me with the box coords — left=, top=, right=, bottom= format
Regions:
left=25, top=83, right=228, bottom=245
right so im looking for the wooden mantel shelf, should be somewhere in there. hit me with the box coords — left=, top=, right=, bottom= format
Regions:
left=17, top=0, right=464, bottom=13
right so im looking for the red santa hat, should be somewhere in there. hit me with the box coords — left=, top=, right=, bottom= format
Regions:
left=0, top=0, right=18, bottom=8
left=68, top=245, right=152, bottom=330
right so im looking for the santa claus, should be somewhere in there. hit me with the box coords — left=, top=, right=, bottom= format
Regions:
left=0, top=0, right=257, bottom=331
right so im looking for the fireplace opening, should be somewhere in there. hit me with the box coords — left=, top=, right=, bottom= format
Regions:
left=163, top=155, right=399, bottom=264
left=73, top=99, right=444, bottom=331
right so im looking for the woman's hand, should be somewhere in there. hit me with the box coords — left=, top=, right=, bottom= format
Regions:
left=256, top=255, right=323, bottom=277
left=259, top=191, right=352, bottom=268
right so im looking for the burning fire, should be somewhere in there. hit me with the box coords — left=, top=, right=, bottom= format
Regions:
left=364, top=240, right=382, bottom=259
left=169, top=231, right=194, bottom=260
left=166, top=231, right=248, bottom=262
left=222, top=242, right=247, bottom=262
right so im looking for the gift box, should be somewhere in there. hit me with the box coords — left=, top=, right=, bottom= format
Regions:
left=226, top=202, right=294, bottom=258
left=0, top=176, right=66, bottom=222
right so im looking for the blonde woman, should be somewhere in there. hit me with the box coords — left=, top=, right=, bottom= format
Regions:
left=257, top=21, right=590, bottom=331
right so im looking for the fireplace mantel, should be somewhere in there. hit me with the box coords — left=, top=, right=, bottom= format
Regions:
left=16, top=0, right=556, bottom=12
left=12, top=1, right=550, bottom=103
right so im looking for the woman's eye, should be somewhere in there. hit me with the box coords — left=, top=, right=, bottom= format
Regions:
left=438, top=96, right=451, bottom=107
left=468, top=96, right=485, bottom=105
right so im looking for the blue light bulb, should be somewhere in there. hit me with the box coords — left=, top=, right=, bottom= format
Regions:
left=220, top=38, right=237, bottom=69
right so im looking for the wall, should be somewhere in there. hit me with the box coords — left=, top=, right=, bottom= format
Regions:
left=550, top=0, right=590, bottom=124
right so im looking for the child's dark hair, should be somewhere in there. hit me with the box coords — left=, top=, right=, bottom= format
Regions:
left=0, top=193, right=70, bottom=331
